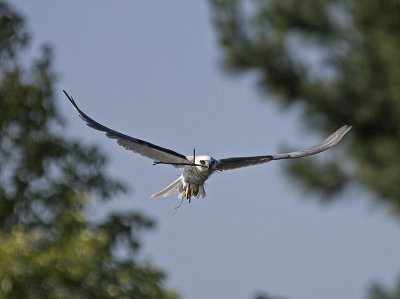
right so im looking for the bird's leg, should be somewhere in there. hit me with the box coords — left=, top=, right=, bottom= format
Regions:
left=185, top=184, right=191, bottom=202
left=192, top=185, right=199, bottom=197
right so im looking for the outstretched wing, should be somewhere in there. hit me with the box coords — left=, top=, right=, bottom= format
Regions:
left=63, top=90, right=190, bottom=167
left=215, top=125, right=351, bottom=171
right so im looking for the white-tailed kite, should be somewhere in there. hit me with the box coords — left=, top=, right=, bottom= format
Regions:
left=63, top=90, right=351, bottom=202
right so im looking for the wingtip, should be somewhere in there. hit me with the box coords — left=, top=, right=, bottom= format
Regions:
left=63, top=89, right=75, bottom=104
left=337, top=125, right=352, bottom=135
left=62, top=89, right=69, bottom=98
left=62, top=89, right=82, bottom=116
left=334, top=125, right=352, bottom=143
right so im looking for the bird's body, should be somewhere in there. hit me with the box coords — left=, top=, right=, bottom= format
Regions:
left=63, top=90, right=351, bottom=201
left=153, top=159, right=213, bottom=201
left=180, top=155, right=214, bottom=200
left=183, top=156, right=214, bottom=185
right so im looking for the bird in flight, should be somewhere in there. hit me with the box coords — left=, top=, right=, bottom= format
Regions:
left=63, top=90, right=351, bottom=202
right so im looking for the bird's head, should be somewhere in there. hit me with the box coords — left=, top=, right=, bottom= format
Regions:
left=195, top=156, right=217, bottom=170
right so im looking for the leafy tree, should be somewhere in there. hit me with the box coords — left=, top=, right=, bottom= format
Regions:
left=0, top=2, right=178, bottom=298
left=368, top=278, right=400, bottom=299
left=210, top=0, right=400, bottom=298
left=210, top=0, right=400, bottom=212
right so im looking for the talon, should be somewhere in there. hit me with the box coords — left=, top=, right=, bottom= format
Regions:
left=185, top=184, right=191, bottom=202
left=192, top=185, right=199, bottom=197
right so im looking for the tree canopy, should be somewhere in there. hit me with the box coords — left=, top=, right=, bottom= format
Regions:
left=210, top=0, right=400, bottom=212
left=0, top=2, right=178, bottom=298
left=210, top=0, right=400, bottom=298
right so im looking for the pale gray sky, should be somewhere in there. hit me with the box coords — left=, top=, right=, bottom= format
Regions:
left=14, top=2, right=400, bottom=299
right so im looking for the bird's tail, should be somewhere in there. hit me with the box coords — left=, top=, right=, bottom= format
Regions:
left=151, top=175, right=184, bottom=198
left=197, top=184, right=206, bottom=198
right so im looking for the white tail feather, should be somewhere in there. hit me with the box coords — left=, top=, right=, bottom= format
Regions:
left=151, top=176, right=184, bottom=198
left=197, top=184, right=206, bottom=198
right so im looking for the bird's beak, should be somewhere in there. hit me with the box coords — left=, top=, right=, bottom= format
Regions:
left=200, top=161, right=209, bottom=169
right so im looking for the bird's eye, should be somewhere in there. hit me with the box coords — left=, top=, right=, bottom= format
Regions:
left=200, top=160, right=205, bottom=165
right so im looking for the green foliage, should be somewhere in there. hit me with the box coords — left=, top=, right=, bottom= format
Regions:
left=0, top=212, right=176, bottom=299
left=210, top=0, right=400, bottom=212
left=210, top=1, right=400, bottom=297
left=0, top=2, right=178, bottom=298
left=368, top=278, right=400, bottom=299
left=287, top=158, right=349, bottom=200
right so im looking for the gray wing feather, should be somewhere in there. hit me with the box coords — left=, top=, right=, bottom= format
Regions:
left=271, top=125, right=351, bottom=160
left=215, top=155, right=273, bottom=171
left=215, top=125, right=351, bottom=172
left=63, top=90, right=189, bottom=167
